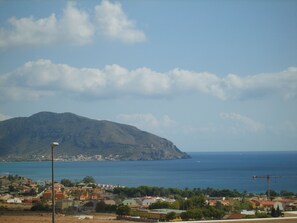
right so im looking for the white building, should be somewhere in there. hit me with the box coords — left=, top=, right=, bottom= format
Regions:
left=7, top=197, right=22, bottom=203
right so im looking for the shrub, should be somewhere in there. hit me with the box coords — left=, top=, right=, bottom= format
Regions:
left=31, top=202, right=50, bottom=211
left=116, top=204, right=131, bottom=216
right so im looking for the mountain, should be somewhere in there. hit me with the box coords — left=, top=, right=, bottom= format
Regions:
left=0, top=112, right=189, bottom=161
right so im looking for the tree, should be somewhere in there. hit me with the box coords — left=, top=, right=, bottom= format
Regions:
left=112, top=186, right=244, bottom=199
left=276, top=205, right=282, bottom=217
left=96, top=201, right=117, bottom=213
left=149, top=200, right=180, bottom=210
left=8, top=185, right=17, bottom=192
left=270, top=206, right=282, bottom=217
left=215, top=201, right=230, bottom=212
left=60, top=179, right=74, bottom=187
left=84, top=201, right=94, bottom=207
left=215, top=201, right=223, bottom=210
left=232, top=198, right=252, bottom=212
left=82, top=176, right=96, bottom=184
left=188, top=209, right=203, bottom=220
left=149, top=201, right=171, bottom=209
left=280, top=190, right=294, bottom=197
left=96, top=201, right=107, bottom=212
left=31, top=202, right=50, bottom=211
left=180, top=211, right=190, bottom=221
left=180, top=209, right=202, bottom=220
left=267, top=189, right=279, bottom=198
left=188, top=195, right=206, bottom=209
left=21, top=188, right=37, bottom=196
left=202, top=206, right=225, bottom=220
left=116, top=204, right=131, bottom=216
left=88, top=183, right=96, bottom=188
left=170, top=201, right=180, bottom=210
left=166, top=212, right=177, bottom=221
left=271, top=207, right=277, bottom=217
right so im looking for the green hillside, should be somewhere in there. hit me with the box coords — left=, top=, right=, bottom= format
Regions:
left=0, top=112, right=189, bottom=161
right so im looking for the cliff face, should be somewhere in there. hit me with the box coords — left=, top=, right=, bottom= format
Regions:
left=0, top=112, right=189, bottom=161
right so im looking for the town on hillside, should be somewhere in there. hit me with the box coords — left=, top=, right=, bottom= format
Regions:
left=1, top=175, right=297, bottom=222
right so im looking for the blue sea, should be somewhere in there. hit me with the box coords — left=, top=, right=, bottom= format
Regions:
left=1, top=152, right=297, bottom=193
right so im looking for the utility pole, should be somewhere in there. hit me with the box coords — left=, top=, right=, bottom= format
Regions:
left=51, top=142, right=59, bottom=223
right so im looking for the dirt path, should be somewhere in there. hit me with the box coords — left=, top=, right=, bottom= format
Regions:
left=0, top=212, right=130, bottom=223
left=1, top=212, right=297, bottom=223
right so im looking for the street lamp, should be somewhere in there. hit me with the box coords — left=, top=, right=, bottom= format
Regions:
left=51, top=142, right=59, bottom=223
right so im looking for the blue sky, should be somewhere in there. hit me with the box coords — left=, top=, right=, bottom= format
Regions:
left=0, top=0, right=296, bottom=152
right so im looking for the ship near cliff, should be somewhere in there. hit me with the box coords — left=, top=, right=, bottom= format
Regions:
left=0, top=112, right=190, bottom=161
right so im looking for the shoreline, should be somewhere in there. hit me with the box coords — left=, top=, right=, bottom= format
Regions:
left=1, top=152, right=297, bottom=193
left=1, top=150, right=297, bottom=163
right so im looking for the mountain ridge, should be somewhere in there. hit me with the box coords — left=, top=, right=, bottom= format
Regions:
left=0, top=112, right=190, bottom=161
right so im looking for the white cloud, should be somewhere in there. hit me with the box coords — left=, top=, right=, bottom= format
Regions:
left=170, top=68, right=226, bottom=99
left=0, top=59, right=296, bottom=101
left=0, top=1, right=145, bottom=47
left=0, top=59, right=171, bottom=100
left=220, top=112, right=265, bottom=133
left=95, top=0, right=146, bottom=43
left=117, top=113, right=175, bottom=129
left=0, top=14, right=58, bottom=47
left=0, top=3, right=94, bottom=47
left=116, top=113, right=176, bottom=136
left=223, top=67, right=297, bottom=100
left=59, top=2, right=94, bottom=45
left=0, top=113, right=12, bottom=121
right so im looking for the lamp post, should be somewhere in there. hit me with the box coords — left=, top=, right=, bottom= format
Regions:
left=51, top=142, right=59, bottom=223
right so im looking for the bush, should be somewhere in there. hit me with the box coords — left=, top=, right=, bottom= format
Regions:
left=166, top=212, right=177, bottom=221
left=96, top=201, right=107, bottom=212
left=31, top=202, right=50, bottom=211
left=95, top=201, right=116, bottom=212
left=256, top=212, right=269, bottom=218
left=180, top=209, right=202, bottom=220
left=116, top=204, right=131, bottom=216
left=60, top=179, right=74, bottom=187
left=149, top=201, right=171, bottom=209
left=82, top=176, right=96, bottom=184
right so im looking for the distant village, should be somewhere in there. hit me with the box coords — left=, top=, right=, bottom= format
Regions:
left=1, top=174, right=297, bottom=221
left=56, top=154, right=121, bottom=161
left=1, top=154, right=121, bottom=162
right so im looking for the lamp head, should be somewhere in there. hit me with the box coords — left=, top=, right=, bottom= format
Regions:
left=51, top=142, right=59, bottom=148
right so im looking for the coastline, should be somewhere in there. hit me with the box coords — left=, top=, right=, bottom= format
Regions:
left=1, top=151, right=297, bottom=193
left=2, top=150, right=297, bottom=162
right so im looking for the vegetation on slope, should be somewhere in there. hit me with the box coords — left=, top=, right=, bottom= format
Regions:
left=0, top=112, right=189, bottom=161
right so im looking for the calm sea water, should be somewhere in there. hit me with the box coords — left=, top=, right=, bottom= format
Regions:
left=1, top=152, right=297, bottom=193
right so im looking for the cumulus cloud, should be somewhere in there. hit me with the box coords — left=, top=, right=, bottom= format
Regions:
left=220, top=112, right=265, bottom=133
left=117, top=113, right=175, bottom=129
left=95, top=0, right=146, bottom=43
left=116, top=113, right=176, bottom=136
left=0, top=59, right=171, bottom=100
left=0, top=1, right=146, bottom=47
left=0, top=3, right=94, bottom=47
left=0, top=14, right=57, bottom=47
left=59, top=2, right=94, bottom=45
left=223, top=67, right=297, bottom=100
left=171, top=68, right=226, bottom=99
left=0, top=59, right=296, bottom=101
